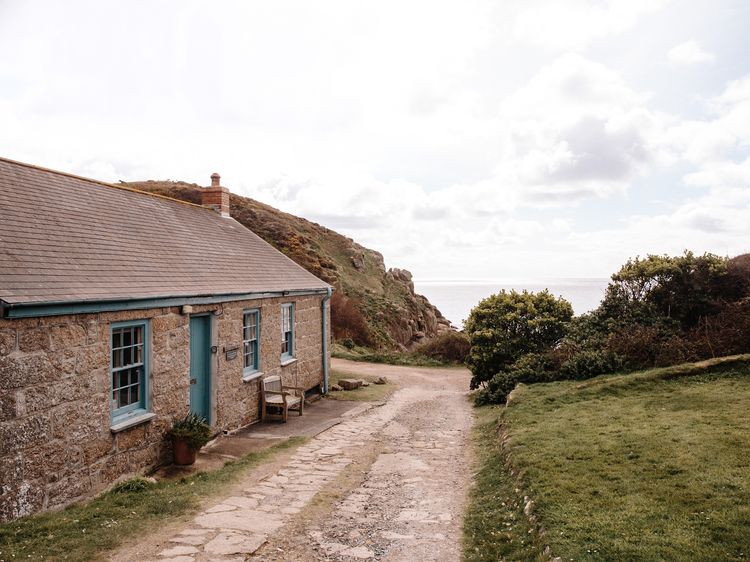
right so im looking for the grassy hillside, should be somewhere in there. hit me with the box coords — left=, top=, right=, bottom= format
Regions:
left=466, top=355, right=750, bottom=561
left=123, top=180, right=451, bottom=348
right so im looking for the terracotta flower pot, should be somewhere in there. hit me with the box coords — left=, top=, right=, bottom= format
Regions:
left=172, top=437, right=197, bottom=466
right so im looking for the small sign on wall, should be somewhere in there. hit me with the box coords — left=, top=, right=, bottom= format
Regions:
left=224, top=344, right=240, bottom=361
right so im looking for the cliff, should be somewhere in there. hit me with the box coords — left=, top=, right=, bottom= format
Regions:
left=123, top=180, right=451, bottom=349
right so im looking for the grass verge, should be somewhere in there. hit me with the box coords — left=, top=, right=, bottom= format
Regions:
left=0, top=437, right=305, bottom=562
left=463, top=404, right=546, bottom=562
left=326, top=369, right=397, bottom=402
left=498, top=355, right=750, bottom=561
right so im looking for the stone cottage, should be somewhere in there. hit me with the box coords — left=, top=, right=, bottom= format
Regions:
left=0, top=157, right=332, bottom=522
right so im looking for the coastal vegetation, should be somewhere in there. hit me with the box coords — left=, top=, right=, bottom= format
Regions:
left=468, top=251, right=750, bottom=405
left=332, top=331, right=470, bottom=367
left=465, top=356, right=750, bottom=561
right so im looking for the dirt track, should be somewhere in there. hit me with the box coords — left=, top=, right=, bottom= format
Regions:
left=110, top=359, right=473, bottom=562
left=252, top=359, right=474, bottom=561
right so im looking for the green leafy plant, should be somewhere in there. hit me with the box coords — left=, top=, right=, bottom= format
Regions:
left=168, top=413, right=211, bottom=451
left=110, top=477, right=155, bottom=494
left=465, top=289, right=573, bottom=389
left=415, top=331, right=471, bottom=363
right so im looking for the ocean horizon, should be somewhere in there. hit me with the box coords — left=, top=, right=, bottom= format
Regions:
left=414, top=278, right=610, bottom=328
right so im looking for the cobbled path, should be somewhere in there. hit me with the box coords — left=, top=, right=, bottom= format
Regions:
left=144, top=361, right=472, bottom=562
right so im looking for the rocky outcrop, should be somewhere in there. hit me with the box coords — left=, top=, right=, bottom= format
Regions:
left=125, top=180, right=450, bottom=349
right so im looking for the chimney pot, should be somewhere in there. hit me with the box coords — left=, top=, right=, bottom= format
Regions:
left=202, top=172, right=230, bottom=217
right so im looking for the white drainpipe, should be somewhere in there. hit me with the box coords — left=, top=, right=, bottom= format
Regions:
left=321, top=287, right=333, bottom=393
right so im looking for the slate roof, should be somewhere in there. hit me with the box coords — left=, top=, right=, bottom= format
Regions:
left=0, top=157, right=329, bottom=308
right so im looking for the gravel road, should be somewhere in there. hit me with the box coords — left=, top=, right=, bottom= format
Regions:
left=252, top=359, right=474, bottom=561
left=114, top=359, right=473, bottom=562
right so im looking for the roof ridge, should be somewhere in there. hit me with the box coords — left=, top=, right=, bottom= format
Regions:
left=0, top=155, right=210, bottom=211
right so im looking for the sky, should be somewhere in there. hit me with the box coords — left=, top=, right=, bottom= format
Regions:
left=1, top=0, right=749, bottom=281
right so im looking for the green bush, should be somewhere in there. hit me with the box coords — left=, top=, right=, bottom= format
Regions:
left=475, top=371, right=520, bottom=405
left=169, top=413, right=211, bottom=450
left=415, top=331, right=470, bottom=363
left=465, top=289, right=573, bottom=389
left=559, top=350, right=624, bottom=380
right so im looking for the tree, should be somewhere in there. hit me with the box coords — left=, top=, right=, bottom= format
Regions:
left=599, top=251, right=729, bottom=329
left=464, top=289, right=573, bottom=389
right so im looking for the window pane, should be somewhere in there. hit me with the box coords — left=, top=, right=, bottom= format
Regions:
left=134, top=326, right=142, bottom=344
left=130, top=384, right=139, bottom=405
left=112, top=348, right=121, bottom=369
left=112, top=330, right=122, bottom=349
left=134, top=344, right=142, bottom=364
left=123, top=329, right=132, bottom=347
left=123, top=346, right=132, bottom=366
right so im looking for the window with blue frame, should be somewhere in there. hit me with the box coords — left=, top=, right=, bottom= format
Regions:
left=281, top=303, right=294, bottom=360
left=243, top=309, right=260, bottom=374
left=110, top=320, right=149, bottom=421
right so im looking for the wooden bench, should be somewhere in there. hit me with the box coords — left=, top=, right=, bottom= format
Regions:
left=261, top=375, right=304, bottom=422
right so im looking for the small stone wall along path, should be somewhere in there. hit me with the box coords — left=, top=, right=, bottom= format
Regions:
left=139, top=360, right=473, bottom=562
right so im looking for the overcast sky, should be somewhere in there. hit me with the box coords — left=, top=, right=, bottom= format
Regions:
left=1, top=1, right=749, bottom=281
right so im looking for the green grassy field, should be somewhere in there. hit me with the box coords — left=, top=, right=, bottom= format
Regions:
left=466, top=356, right=750, bottom=561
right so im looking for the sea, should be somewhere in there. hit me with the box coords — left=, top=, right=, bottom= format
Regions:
left=414, top=278, right=610, bottom=328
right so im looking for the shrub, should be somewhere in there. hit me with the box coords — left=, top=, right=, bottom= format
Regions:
left=605, top=322, right=680, bottom=370
left=415, top=331, right=470, bottom=363
left=169, top=413, right=211, bottom=451
left=475, top=371, right=520, bottom=405
left=331, top=292, right=373, bottom=346
left=686, top=300, right=750, bottom=358
left=465, top=290, right=573, bottom=389
left=559, top=350, right=623, bottom=380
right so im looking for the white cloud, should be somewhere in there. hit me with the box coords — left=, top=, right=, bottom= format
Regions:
left=668, top=40, right=715, bottom=65
left=511, top=0, right=668, bottom=51
left=0, top=0, right=748, bottom=284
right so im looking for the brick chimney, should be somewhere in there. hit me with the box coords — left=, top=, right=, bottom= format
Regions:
left=201, top=172, right=230, bottom=217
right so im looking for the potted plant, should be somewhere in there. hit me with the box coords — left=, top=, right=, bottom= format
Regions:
left=169, top=413, right=211, bottom=466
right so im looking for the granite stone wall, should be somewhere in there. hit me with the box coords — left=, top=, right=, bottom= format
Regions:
left=0, top=294, right=328, bottom=522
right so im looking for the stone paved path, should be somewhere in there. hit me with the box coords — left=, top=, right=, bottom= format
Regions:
left=136, top=361, right=472, bottom=562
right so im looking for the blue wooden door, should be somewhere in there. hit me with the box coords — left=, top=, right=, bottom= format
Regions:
left=189, top=315, right=211, bottom=422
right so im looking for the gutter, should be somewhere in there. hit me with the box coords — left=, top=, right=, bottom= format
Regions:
left=321, top=287, right=333, bottom=394
left=2, top=288, right=329, bottom=319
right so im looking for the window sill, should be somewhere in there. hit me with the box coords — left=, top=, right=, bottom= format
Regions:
left=280, top=357, right=297, bottom=367
left=110, top=412, right=156, bottom=433
left=242, top=371, right=264, bottom=383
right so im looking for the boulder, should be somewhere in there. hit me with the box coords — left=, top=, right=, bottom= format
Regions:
left=338, top=379, right=362, bottom=391
left=373, top=376, right=387, bottom=385
left=329, top=384, right=342, bottom=392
